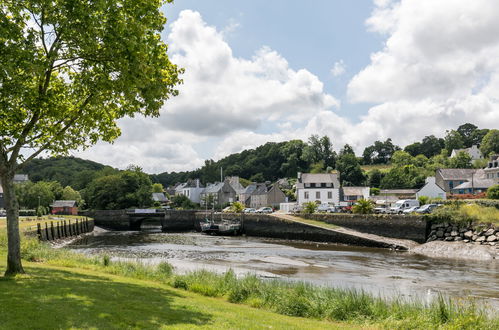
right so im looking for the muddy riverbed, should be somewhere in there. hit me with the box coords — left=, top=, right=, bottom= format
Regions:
left=67, top=230, right=499, bottom=310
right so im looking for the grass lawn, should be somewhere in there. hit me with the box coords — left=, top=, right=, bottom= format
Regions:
left=0, top=253, right=355, bottom=330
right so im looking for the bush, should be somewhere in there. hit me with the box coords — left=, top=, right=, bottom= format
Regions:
left=302, top=202, right=317, bottom=214
left=487, top=185, right=499, bottom=199
left=352, top=199, right=374, bottom=214
left=229, top=202, right=245, bottom=213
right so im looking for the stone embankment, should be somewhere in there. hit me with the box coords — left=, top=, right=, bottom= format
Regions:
left=426, top=222, right=498, bottom=246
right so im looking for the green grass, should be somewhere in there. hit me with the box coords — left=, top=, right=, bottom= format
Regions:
left=427, top=203, right=499, bottom=226
left=361, top=164, right=393, bottom=173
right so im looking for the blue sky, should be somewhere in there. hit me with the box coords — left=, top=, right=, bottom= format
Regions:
left=77, top=0, right=499, bottom=173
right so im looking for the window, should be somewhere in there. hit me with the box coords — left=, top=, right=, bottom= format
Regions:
left=310, top=183, right=316, bottom=188
left=321, top=183, right=327, bottom=188
left=305, top=183, right=310, bottom=188
left=316, top=191, right=320, bottom=199
left=304, top=192, right=309, bottom=199
left=327, top=191, right=332, bottom=199
left=449, top=181, right=454, bottom=189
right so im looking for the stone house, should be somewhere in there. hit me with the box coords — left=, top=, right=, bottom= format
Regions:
left=249, top=184, right=268, bottom=209
left=435, top=168, right=477, bottom=193
left=152, top=192, right=168, bottom=205
left=238, top=183, right=258, bottom=206
left=266, top=182, right=287, bottom=208
left=450, top=169, right=495, bottom=194
left=200, top=179, right=237, bottom=208
left=296, top=172, right=340, bottom=206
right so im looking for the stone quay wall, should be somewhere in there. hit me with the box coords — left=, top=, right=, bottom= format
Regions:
left=426, top=222, right=498, bottom=246
left=300, top=213, right=428, bottom=243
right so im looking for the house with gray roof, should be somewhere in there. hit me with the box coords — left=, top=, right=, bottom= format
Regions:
left=296, top=172, right=340, bottom=206
left=200, top=179, right=237, bottom=208
left=152, top=192, right=168, bottom=205
left=450, top=169, right=495, bottom=194
left=179, top=179, right=204, bottom=204
left=484, top=155, right=499, bottom=185
left=249, top=183, right=268, bottom=209
left=450, top=145, right=482, bottom=160
left=341, top=187, right=370, bottom=205
left=416, top=177, right=446, bottom=200
left=435, top=168, right=477, bottom=193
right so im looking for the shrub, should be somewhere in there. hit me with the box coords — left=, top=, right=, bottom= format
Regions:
left=418, top=196, right=429, bottom=206
left=352, top=199, right=374, bottom=214
left=229, top=202, right=245, bottom=213
left=302, top=202, right=317, bottom=214
left=487, top=185, right=499, bottom=199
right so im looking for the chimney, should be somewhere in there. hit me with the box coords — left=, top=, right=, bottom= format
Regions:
left=297, top=172, right=302, bottom=181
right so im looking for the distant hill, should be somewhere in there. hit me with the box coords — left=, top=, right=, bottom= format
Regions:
left=21, top=156, right=110, bottom=189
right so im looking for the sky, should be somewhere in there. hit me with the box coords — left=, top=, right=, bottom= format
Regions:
left=74, top=0, right=499, bottom=174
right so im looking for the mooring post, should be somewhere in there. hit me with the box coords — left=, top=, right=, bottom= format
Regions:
left=37, top=223, right=42, bottom=241
left=50, top=221, right=55, bottom=240
left=45, top=222, right=50, bottom=241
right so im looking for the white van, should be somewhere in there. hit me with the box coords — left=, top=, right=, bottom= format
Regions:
left=389, top=200, right=420, bottom=214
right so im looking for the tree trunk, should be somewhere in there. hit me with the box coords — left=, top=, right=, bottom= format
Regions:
left=2, top=174, right=25, bottom=276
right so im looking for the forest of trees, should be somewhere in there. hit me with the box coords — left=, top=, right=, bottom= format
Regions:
left=17, top=123, right=499, bottom=209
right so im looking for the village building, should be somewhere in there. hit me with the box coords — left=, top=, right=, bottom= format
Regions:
left=266, top=182, right=287, bottom=208
left=484, top=155, right=499, bottom=185
left=152, top=192, right=168, bottom=205
left=179, top=179, right=204, bottom=204
left=249, top=184, right=268, bottom=209
left=435, top=168, right=477, bottom=193
left=450, top=145, right=482, bottom=160
left=200, top=179, right=237, bottom=208
left=450, top=169, right=495, bottom=194
left=416, top=177, right=447, bottom=200
left=51, top=200, right=78, bottom=215
left=238, top=183, right=258, bottom=206
left=296, top=172, right=340, bottom=206
left=341, top=187, right=370, bottom=206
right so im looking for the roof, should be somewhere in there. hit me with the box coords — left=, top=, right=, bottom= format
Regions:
left=342, top=187, right=369, bottom=196
left=152, top=193, right=168, bottom=202
left=242, top=184, right=258, bottom=194
left=379, top=189, right=418, bottom=195
left=184, top=179, right=203, bottom=188
left=174, top=182, right=187, bottom=191
left=13, top=174, right=29, bottom=182
left=251, top=183, right=268, bottom=195
left=437, top=168, right=476, bottom=180
left=51, top=200, right=77, bottom=208
left=202, top=182, right=224, bottom=194
left=452, top=179, right=496, bottom=190
left=299, top=173, right=339, bottom=184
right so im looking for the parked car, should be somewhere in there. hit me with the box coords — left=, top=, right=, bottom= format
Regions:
left=317, top=203, right=335, bottom=213
left=415, top=204, right=438, bottom=214
left=336, top=206, right=352, bottom=213
left=326, top=206, right=337, bottom=213
left=243, top=208, right=256, bottom=213
left=256, top=207, right=273, bottom=214
left=402, top=206, right=419, bottom=214
left=374, top=207, right=388, bottom=214
left=388, top=200, right=420, bottom=214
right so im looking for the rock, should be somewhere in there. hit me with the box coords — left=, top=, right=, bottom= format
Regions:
left=486, top=235, right=497, bottom=242
left=445, top=227, right=452, bottom=233
left=431, top=224, right=438, bottom=230
left=464, top=231, right=473, bottom=239
left=472, top=234, right=478, bottom=241
left=427, top=235, right=437, bottom=242
left=451, top=231, right=458, bottom=237
left=436, top=230, right=444, bottom=238
left=429, top=230, right=436, bottom=237
left=459, top=227, right=468, bottom=233
left=464, top=239, right=470, bottom=243
left=454, top=237, right=463, bottom=241
left=444, top=232, right=451, bottom=237
left=452, top=226, right=458, bottom=232
left=490, top=242, right=496, bottom=246
left=444, top=237, right=454, bottom=241
left=476, top=236, right=486, bottom=242
left=485, top=229, right=495, bottom=236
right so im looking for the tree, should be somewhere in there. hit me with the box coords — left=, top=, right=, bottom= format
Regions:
left=420, top=135, right=444, bottom=158
left=302, top=135, right=336, bottom=169
left=449, top=151, right=472, bottom=169
left=171, top=194, right=196, bottom=210
left=339, top=144, right=355, bottom=157
left=487, top=185, right=499, bottom=199
left=152, top=183, right=164, bottom=193
left=480, top=130, right=499, bottom=157
left=229, top=202, right=245, bottom=213
left=367, top=169, right=383, bottom=188
left=444, top=130, right=464, bottom=154
left=302, top=201, right=317, bottom=214
left=391, top=150, right=414, bottom=167
left=362, top=139, right=400, bottom=164
left=380, top=165, right=425, bottom=189
left=16, top=181, right=54, bottom=210
left=404, top=142, right=422, bottom=157
left=0, top=1, right=181, bottom=275
left=61, top=186, right=83, bottom=206
left=336, top=154, right=365, bottom=186
left=457, top=123, right=478, bottom=147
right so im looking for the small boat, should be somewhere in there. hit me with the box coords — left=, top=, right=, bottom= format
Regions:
left=200, top=216, right=241, bottom=236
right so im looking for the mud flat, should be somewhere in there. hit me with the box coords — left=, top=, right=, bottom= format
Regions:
left=411, top=241, right=498, bottom=261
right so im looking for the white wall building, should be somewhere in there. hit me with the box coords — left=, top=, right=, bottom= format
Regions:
left=296, top=172, right=340, bottom=206
left=450, top=145, right=482, bottom=160
left=416, top=177, right=447, bottom=200
left=180, top=179, right=204, bottom=204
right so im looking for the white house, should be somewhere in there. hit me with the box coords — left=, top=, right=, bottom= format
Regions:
left=180, top=179, right=204, bottom=204
left=450, top=145, right=482, bottom=160
left=296, top=172, right=340, bottom=206
left=416, top=177, right=447, bottom=200
left=341, top=187, right=370, bottom=206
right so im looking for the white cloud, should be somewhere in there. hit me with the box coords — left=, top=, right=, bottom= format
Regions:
left=330, top=60, right=346, bottom=77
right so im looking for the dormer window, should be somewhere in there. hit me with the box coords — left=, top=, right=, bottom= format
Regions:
left=310, top=183, right=316, bottom=188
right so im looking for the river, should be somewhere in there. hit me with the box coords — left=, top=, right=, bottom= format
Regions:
left=67, top=230, right=499, bottom=310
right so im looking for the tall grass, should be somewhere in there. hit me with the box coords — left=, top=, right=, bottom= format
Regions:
left=428, top=203, right=499, bottom=226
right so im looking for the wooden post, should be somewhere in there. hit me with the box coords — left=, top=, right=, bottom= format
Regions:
left=37, top=223, right=42, bottom=241
left=75, top=219, right=80, bottom=235
left=45, top=222, right=50, bottom=241
left=56, top=222, right=61, bottom=239
left=50, top=222, right=55, bottom=240
left=63, top=220, right=67, bottom=237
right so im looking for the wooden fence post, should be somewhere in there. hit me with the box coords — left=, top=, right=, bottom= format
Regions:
left=37, top=223, right=42, bottom=240
left=45, top=222, right=51, bottom=241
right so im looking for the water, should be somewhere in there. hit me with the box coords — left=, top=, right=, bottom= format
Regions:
left=67, top=230, right=499, bottom=310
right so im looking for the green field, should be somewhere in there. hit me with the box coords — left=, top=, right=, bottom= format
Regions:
left=360, top=164, right=393, bottom=173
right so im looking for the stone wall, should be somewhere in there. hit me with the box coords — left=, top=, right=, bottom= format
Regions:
left=163, top=210, right=199, bottom=231
left=427, top=222, right=497, bottom=246
left=85, top=210, right=129, bottom=230
left=300, top=213, right=428, bottom=243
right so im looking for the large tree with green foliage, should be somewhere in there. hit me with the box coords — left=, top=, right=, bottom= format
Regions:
left=480, top=130, right=499, bottom=157
left=0, top=0, right=181, bottom=275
